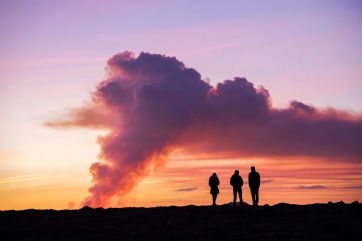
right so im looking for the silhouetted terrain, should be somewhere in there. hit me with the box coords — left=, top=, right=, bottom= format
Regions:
left=1, top=202, right=361, bottom=241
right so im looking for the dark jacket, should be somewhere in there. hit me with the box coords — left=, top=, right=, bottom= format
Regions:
left=230, top=174, right=243, bottom=188
left=248, top=171, right=260, bottom=189
left=209, top=175, right=220, bottom=194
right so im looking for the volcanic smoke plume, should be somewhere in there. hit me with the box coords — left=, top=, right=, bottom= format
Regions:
left=46, top=51, right=362, bottom=207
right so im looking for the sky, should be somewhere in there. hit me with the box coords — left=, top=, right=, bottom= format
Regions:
left=0, top=0, right=361, bottom=209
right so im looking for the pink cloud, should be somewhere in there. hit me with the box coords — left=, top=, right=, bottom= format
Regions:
left=47, top=51, right=362, bottom=207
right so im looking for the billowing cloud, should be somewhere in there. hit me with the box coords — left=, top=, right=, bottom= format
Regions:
left=47, top=51, right=362, bottom=207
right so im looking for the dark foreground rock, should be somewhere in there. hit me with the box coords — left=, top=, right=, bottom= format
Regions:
left=0, top=202, right=361, bottom=241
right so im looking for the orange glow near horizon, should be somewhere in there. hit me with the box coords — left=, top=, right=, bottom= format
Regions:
left=2, top=150, right=360, bottom=210
left=125, top=154, right=362, bottom=207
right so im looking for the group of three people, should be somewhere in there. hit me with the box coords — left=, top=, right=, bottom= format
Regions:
left=209, top=166, right=260, bottom=206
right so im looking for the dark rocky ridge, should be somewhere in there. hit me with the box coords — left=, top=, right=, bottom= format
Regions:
left=1, top=202, right=361, bottom=241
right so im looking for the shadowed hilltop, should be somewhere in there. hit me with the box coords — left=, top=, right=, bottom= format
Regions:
left=0, top=202, right=361, bottom=241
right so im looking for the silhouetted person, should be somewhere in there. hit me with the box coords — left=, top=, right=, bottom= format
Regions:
left=248, top=166, right=260, bottom=206
left=230, top=170, right=243, bottom=206
left=209, top=173, right=220, bottom=206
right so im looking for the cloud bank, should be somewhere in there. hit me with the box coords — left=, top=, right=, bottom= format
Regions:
left=46, top=51, right=362, bottom=207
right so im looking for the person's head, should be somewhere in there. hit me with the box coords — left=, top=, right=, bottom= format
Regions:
left=251, top=166, right=256, bottom=172
left=234, top=170, right=239, bottom=175
left=212, top=173, right=217, bottom=177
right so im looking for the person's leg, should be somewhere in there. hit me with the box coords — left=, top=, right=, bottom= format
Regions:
left=233, top=188, right=237, bottom=206
left=238, top=189, right=243, bottom=205
left=255, top=189, right=259, bottom=206
left=212, top=194, right=217, bottom=205
left=250, top=189, right=256, bottom=205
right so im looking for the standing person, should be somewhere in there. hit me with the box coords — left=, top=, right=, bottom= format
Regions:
left=248, top=166, right=260, bottom=206
left=209, top=173, right=220, bottom=206
left=230, top=170, right=243, bottom=206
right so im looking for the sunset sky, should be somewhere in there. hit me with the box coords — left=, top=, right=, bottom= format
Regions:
left=1, top=0, right=361, bottom=210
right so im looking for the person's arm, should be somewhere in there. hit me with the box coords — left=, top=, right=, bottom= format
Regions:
left=241, top=177, right=244, bottom=186
left=248, top=173, right=251, bottom=188
left=216, top=177, right=220, bottom=186
left=257, top=173, right=260, bottom=187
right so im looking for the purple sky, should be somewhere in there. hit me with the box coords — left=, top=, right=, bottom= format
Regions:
left=0, top=0, right=361, bottom=209
left=1, top=0, right=361, bottom=113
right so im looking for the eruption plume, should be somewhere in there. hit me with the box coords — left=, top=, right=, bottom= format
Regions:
left=46, top=51, right=362, bottom=207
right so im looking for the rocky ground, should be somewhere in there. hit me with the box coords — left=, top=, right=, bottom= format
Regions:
left=0, top=202, right=361, bottom=241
